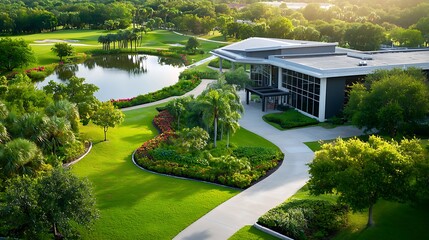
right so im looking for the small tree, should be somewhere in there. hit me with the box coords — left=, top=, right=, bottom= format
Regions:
left=185, top=37, right=200, bottom=52
left=91, top=101, right=124, bottom=141
left=308, top=136, right=424, bottom=227
left=51, top=42, right=74, bottom=61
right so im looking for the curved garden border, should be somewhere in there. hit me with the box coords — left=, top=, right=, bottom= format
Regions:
left=131, top=150, right=241, bottom=191
left=253, top=223, right=293, bottom=240
left=63, top=142, right=93, bottom=168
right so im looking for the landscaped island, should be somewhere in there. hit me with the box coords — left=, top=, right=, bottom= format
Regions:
left=134, top=109, right=284, bottom=188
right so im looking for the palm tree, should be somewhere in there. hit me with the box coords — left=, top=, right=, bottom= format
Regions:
left=45, top=100, right=80, bottom=133
left=0, top=138, right=44, bottom=178
left=199, top=89, right=232, bottom=148
left=45, top=116, right=75, bottom=155
left=11, top=112, right=50, bottom=149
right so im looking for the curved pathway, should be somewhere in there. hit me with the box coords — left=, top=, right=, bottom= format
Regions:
left=174, top=100, right=364, bottom=240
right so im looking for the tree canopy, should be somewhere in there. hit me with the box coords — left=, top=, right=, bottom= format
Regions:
left=0, top=168, right=99, bottom=239
left=344, top=68, right=429, bottom=136
left=0, top=38, right=35, bottom=72
left=308, top=136, right=425, bottom=227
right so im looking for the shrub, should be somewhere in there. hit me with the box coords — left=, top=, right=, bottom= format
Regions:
left=263, top=109, right=319, bottom=129
left=258, top=200, right=348, bottom=240
left=112, top=79, right=201, bottom=108
left=179, top=68, right=219, bottom=80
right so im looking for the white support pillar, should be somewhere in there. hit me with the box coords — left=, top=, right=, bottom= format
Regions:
left=269, top=66, right=272, bottom=86
left=278, top=67, right=282, bottom=89
left=318, top=78, right=327, bottom=122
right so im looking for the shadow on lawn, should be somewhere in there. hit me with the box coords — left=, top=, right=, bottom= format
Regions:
left=85, top=151, right=237, bottom=210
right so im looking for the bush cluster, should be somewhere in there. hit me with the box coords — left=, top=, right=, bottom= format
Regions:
left=178, top=68, right=219, bottom=80
left=258, top=200, right=348, bottom=240
left=134, top=110, right=284, bottom=189
left=263, top=109, right=319, bottom=129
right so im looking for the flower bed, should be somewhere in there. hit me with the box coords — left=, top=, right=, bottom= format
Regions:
left=134, top=110, right=284, bottom=189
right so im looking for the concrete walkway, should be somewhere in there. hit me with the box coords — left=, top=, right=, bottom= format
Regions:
left=121, top=79, right=215, bottom=112
left=174, top=100, right=364, bottom=240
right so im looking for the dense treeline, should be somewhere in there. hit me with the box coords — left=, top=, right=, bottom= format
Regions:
left=1, top=0, right=428, bottom=50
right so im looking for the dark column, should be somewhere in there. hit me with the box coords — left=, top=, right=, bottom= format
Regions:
left=219, top=58, right=223, bottom=73
left=246, top=90, right=249, bottom=105
left=262, top=96, right=266, bottom=112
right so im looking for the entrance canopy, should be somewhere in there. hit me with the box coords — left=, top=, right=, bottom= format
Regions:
left=245, top=86, right=290, bottom=111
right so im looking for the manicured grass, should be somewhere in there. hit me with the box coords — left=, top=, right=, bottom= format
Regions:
left=10, top=29, right=109, bottom=45
left=229, top=225, right=279, bottom=240
left=263, top=109, right=319, bottom=130
left=71, top=105, right=239, bottom=239
left=71, top=104, right=279, bottom=239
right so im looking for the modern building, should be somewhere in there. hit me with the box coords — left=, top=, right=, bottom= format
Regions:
left=211, top=38, right=429, bottom=121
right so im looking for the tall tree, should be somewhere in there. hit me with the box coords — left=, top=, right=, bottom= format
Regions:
left=308, top=136, right=424, bottom=227
left=43, top=76, right=99, bottom=125
left=0, top=38, right=35, bottom=72
left=91, top=101, right=124, bottom=141
left=344, top=22, right=385, bottom=50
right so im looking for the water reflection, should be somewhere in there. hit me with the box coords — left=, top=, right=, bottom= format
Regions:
left=56, top=63, right=78, bottom=81
left=39, top=54, right=186, bottom=101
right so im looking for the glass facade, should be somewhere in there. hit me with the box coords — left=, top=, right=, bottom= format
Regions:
left=250, top=64, right=271, bottom=86
left=282, top=69, right=320, bottom=117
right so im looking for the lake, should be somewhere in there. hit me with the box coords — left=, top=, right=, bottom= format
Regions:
left=38, top=54, right=186, bottom=101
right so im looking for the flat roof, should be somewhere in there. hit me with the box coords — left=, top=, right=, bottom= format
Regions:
left=269, top=50, right=429, bottom=78
left=219, top=37, right=336, bottom=52
left=212, top=38, right=429, bottom=78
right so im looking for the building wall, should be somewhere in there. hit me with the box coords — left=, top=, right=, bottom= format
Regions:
left=280, top=45, right=336, bottom=55
left=247, top=50, right=282, bottom=58
left=325, top=77, right=347, bottom=119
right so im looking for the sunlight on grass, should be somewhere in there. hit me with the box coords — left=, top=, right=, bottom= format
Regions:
left=71, top=105, right=239, bottom=239
left=229, top=225, right=278, bottom=240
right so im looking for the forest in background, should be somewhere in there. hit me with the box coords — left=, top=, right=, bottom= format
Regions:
left=0, top=0, right=428, bottom=50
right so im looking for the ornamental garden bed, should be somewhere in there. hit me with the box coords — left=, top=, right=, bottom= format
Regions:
left=134, top=110, right=284, bottom=189
left=263, top=109, right=319, bottom=130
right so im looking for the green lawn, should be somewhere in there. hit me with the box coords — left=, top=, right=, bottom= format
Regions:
left=229, top=225, right=279, bottom=240
left=71, top=104, right=278, bottom=239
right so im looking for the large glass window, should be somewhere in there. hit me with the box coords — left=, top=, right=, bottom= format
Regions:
left=282, top=69, right=320, bottom=117
left=250, top=65, right=271, bottom=86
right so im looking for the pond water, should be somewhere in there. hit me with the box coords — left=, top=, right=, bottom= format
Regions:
left=38, top=54, right=186, bottom=101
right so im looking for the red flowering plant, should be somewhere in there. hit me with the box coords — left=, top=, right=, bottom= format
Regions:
left=153, top=110, right=175, bottom=133
left=25, top=66, right=45, bottom=74
left=135, top=110, right=176, bottom=159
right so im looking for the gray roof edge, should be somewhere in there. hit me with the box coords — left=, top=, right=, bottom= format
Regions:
left=244, top=42, right=337, bottom=52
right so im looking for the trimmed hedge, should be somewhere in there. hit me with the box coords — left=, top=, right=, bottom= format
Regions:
left=258, top=200, right=348, bottom=240
left=263, top=109, right=319, bottom=129
left=112, top=68, right=218, bottom=109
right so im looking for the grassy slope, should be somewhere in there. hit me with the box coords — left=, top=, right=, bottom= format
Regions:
left=72, top=104, right=279, bottom=239
left=72, top=105, right=237, bottom=239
